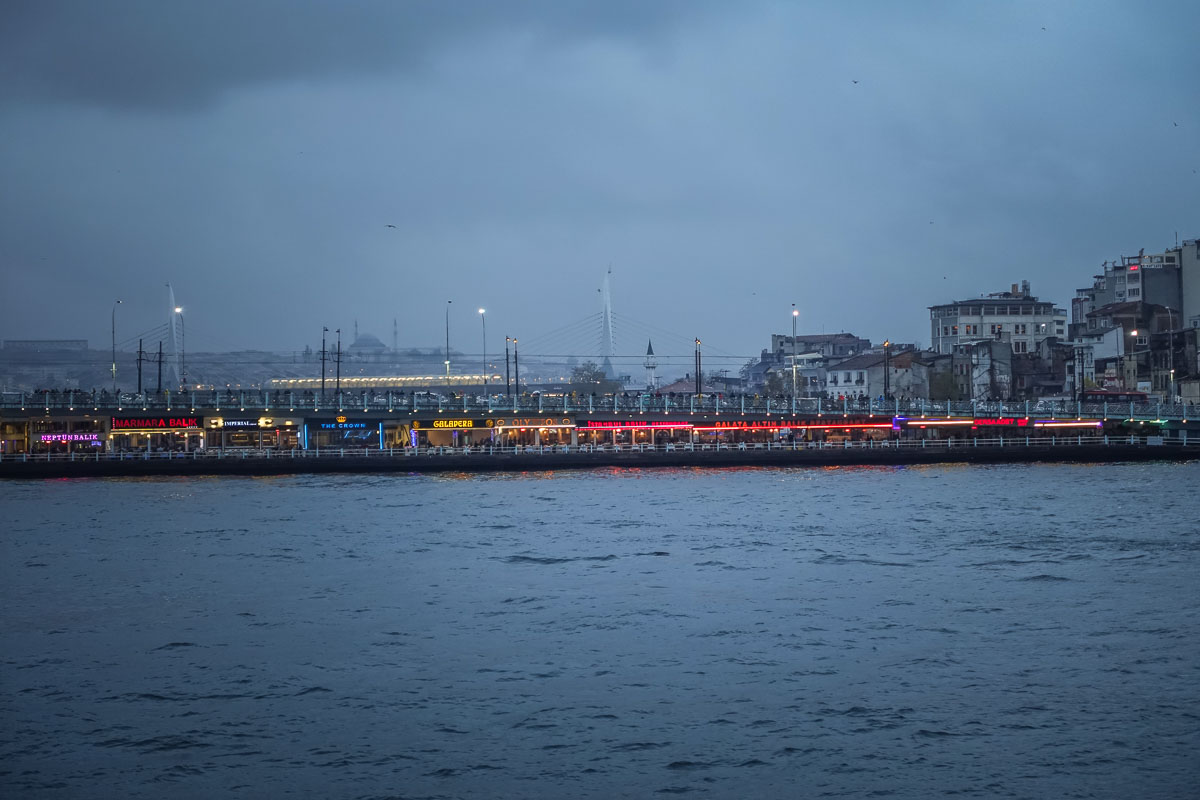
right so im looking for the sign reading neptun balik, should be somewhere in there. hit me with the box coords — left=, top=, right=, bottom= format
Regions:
left=111, top=416, right=200, bottom=430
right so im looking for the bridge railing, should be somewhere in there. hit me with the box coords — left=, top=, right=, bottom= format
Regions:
left=2, top=390, right=1197, bottom=421
left=3, top=434, right=1197, bottom=465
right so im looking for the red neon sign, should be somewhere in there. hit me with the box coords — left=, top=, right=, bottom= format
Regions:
left=693, top=422, right=893, bottom=431
left=583, top=420, right=691, bottom=429
left=111, top=416, right=199, bottom=430
left=973, top=417, right=1029, bottom=427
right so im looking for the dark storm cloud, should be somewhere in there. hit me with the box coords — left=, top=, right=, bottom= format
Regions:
left=1, top=0, right=1197, bottom=367
left=0, top=0, right=714, bottom=111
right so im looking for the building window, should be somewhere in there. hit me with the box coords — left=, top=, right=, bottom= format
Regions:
left=1136, top=335, right=1148, bottom=346
left=952, top=325, right=958, bottom=335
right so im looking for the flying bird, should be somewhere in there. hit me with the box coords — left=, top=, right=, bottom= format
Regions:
left=385, top=224, right=397, bottom=228
left=852, top=80, right=859, bottom=84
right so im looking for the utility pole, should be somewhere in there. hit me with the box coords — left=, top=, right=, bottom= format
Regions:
left=445, top=300, right=452, bottom=391
left=694, top=338, right=702, bottom=395
left=156, top=341, right=163, bottom=394
left=111, top=299, right=122, bottom=394
left=505, top=336, right=512, bottom=398
left=883, top=339, right=891, bottom=399
left=137, top=339, right=144, bottom=394
left=335, top=328, right=342, bottom=396
left=791, top=305, right=798, bottom=409
left=478, top=308, right=487, bottom=392
left=513, top=338, right=519, bottom=396
left=320, top=327, right=328, bottom=398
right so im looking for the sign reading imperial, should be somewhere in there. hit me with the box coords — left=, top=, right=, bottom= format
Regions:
left=111, top=416, right=199, bottom=430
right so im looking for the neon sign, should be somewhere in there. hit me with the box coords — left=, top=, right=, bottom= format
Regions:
left=494, top=417, right=573, bottom=429
left=583, top=420, right=690, bottom=429
left=973, top=418, right=1030, bottom=427
left=218, top=419, right=263, bottom=428
left=895, top=418, right=976, bottom=428
left=693, top=422, right=893, bottom=431
left=111, top=416, right=199, bottom=430
left=40, top=433, right=101, bottom=443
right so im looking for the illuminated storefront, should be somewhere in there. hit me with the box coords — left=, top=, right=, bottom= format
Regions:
left=3, top=417, right=107, bottom=454
left=109, top=415, right=205, bottom=452
left=28, top=420, right=107, bottom=453
left=692, top=419, right=896, bottom=444
left=580, top=419, right=691, bottom=446
left=207, top=416, right=300, bottom=450
left=408, top=417, right=495, bottom=447
left=577, top=418, right=897, bottom=445
left=894, top=417, right=1104, bottom=435
left=492, top=416, right=575, bottom=446
left=303, top=416, right=385, bottom=449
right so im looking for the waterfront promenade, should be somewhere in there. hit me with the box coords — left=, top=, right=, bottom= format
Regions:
left=2, top=435, right=1196, bottom=479
left=3, top=389, right=1197, bottom=421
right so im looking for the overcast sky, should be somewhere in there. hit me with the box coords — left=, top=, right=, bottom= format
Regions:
left=2, top=0, right=1197, bottom=374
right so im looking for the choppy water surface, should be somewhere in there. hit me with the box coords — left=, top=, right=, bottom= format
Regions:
left=2, top=462, right=1199, bottom=799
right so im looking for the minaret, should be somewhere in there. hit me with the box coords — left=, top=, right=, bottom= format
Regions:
left=644, top=340, right=658, bottom=391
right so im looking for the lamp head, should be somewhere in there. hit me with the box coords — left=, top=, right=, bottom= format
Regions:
left=174, top=306, right=182, bottom=313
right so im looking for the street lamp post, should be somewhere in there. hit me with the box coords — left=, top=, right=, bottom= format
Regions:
left=111, top=299, right=122, bottom=395
left=479, top=308, right=487, bottom=392
left=335, top=328, right=342, bottom=397
left=505, top=336, right=512, bottom=398
left=791, top=305, right=799, bottom=412
left=321, top=326, right=328, bottom=399
left=174, top=306, right=186, bottom=391
left=1165, top=307, right=1177, bottom=403
left=883, top=339, right=891, bottom=400
left=694, top=338, right=702, bottom=396
left=445, top=300, right=452, bottom=391
left=513, top=338, right=519, bottom=396
left=1128, top=328, right=1140, bottom=391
